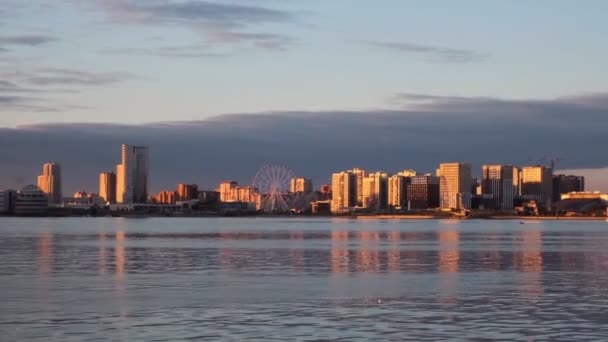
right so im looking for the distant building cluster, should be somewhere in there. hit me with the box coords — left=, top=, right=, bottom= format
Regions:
left=0, top=145, right=605, bottom=217
left=328, top=163, right=595, bottom=215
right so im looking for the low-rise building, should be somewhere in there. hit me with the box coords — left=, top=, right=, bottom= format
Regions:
left=555, top=192, right=608, bottom=216
left=14, top=185, right=49, bottom=216
left=0, top=189, right=17, bottom=214
left=311, top=200, right=331, bottom=215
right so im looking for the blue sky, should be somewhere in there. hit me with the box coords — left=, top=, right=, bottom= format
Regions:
left=2, top=0, right=608, bottom=126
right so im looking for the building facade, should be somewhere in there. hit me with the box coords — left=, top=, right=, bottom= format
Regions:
left=331, top=171, right=356, bottom=213
left=14, top=185, right=49, bottom=216
left=552, top=174, right=585, bottom=203
left=350, top=168, right=368, bottom=207
left=37, top=162, right=62, bottom=204
left=439, top=162, right=472, bottom=210
left=388, top=174, right=410, bottom=209
left=0, top=189, right=17, bottom=214
left=177, top=183, right=199, bottom=201
left=152, top=190, right=177, bottom=204
left=406, top=175, right=440, bottom=209
left=520, top=165, right=553, bottom=209
left=481, top=164, right=514, bottom=210
left=116, top=144, right=149, bottom=204
left=362, top=172, right=389, bottom=210
left=99, top=172, right=116, bottom=204
left=290, top=177, right=313, bottom=194
left=218, top=181, right=239, bottom=202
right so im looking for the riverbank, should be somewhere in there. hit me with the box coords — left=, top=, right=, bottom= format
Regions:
left=351, top=215, right=607, bottom=221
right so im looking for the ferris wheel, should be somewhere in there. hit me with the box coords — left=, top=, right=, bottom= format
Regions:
left=252, top=164, right=295, bottom=213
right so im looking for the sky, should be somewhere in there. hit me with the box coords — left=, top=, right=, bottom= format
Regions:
left=0, top=0, right=607, bottom=193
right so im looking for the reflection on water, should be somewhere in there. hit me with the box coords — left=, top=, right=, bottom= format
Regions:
left=37, top=231, right=53, bottom=275
left=115, top=231, right=126, bottom=278
left=517, top=229, right=543, bottom=303
left=331, top=230, right=349, bottom=274
left=2, top=218, right=608, bottom=340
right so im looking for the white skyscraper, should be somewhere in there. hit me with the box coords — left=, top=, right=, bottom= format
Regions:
left=116, top=144, right=149, bottom=204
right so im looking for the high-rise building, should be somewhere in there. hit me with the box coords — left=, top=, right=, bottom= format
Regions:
left=116, top=164, right=125, bottom=203
left=99, top=172, right=116, bottom=204
left=407, top=174, right=440, bottom=209
left=362, top=172, right=389, bottom=210
left=388, top=174, right=411, bottom=209
left=290, top=177, right=313, bottom=194
left=513, top=167, right=521, bottom=197
left=520, top=165, right=553, bottom=209
left=37, top=162, right=62, bottom=204
left=177, top=183, right=198, bottom=201
left=218, top=181, right=239, bottom=202
left=331, top=171, right=356, bottom=213
left=552, top=174, right=585, bottom=203
left=116, top=144, right=149, bottom=204
left=350, top=168, right=368, bottom=207
left=481, top=165, right=514, bottom=210
left=439, top=162, right=472, bottom=210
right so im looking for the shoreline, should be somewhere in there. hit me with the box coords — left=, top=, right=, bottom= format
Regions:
left=1, top=214, right=607, bottom=221
left=353, top=215, right=607, bottom=221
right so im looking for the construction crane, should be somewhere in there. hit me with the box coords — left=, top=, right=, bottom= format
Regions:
left=540, top=157, right=561, bottom=170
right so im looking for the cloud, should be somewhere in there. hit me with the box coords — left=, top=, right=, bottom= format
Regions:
left=0, top=67, right=136, bottom=112
left=84, top=0, right=297, bottom=50
left=92, top=0, right=294, bottom=27
left=1, top=92, right=607, bottom=194
left=367, top=41, right=487, bottom=63
left=0, top=34, right=55, bottom=46
left=101, top=45, right=229, bottom=58
left=21, top=67, right=136, bottom=86
left=0, top=94, right=61, bottom=112
left=0, top=80, right=41, bottom=93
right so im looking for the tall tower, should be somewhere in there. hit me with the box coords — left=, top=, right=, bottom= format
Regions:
left=331, top=171, right=356, bottom=213
left=481, top=165, right=514, bottom=210
left=99, top=172, right=117, bottom=204
left=37, top=162, right=62, bottom=204
left=439, top=162, right=472, bottom=210
left=349, top=168, right=368, bottom=207
left=116, top=144, right=149, bottom=204
left=388, top=174, right=412, bottom=209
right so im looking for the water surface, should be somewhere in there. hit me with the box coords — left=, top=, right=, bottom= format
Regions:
left=1, top=217, right=608, bottom=341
